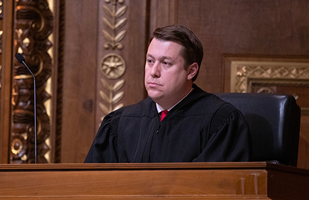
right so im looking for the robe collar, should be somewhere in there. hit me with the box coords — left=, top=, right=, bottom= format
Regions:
left=156, top=87, right=194, bottom=113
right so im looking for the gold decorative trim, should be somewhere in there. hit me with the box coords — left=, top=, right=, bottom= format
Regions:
left=0, top=0, right=3, bottom=18
left=103, top=0, right=127, bottom=50
left=0, top=30, right=3, bottom=54
left=100, top=53, right=125, bottom=79
left=231, top=61, right=309, bottom=93
left=99, top=78, right=124, bottom=118
left=12, top=0, right=54, bottom=163
left=99, top=0, right=127, bottom=119
left=13, top=54, right=44, bottom=79
left=229, top=58, right=309, bottom=116
left=16, top=5, right=46, bottom=32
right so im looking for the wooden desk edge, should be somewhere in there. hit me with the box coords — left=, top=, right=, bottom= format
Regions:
left=0, top=161, right=268, bottom=171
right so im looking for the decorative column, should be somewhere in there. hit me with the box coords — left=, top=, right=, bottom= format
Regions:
left=11, top=0, right=53, bottom=163
left=98, top=0, right=127, bottom=122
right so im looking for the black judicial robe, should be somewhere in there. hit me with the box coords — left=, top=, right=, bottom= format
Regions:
left=85, top=85, right=251, bottom=163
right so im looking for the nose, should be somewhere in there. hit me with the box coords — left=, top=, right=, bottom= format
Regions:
left=150, top=62, right=160, bottom=78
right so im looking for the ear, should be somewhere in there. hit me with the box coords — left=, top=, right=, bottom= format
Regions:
left=186, top=62, right=199, bottom=80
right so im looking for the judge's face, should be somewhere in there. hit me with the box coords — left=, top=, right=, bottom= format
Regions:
left=144, top=38, right=197, bottom=108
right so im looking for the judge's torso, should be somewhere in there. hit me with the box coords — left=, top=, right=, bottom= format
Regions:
left=85, top=85, right=251, bottom=163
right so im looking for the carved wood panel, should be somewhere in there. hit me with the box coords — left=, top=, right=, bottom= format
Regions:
left=98, top=0, right=127, bottom=122
left=224, top=55, right=309, bottom=169
left=150, top=0, right=309, bottom=169
left=59, top=0, right=147, bottom=163
left=12, top=0, right=54, bottom=163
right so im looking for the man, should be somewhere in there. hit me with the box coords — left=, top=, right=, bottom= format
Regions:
left=85, top=24, right=251, bottom=163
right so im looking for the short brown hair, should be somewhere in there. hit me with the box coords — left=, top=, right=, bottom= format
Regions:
left=152, top=24, right=203, bottom=81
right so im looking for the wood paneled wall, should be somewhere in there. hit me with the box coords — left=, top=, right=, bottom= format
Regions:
left=150, top=0, right=309, bottom=92
left=148, top=0, right=309, bottom=169
left=0, top=0, right=14, bottom=163
left=60, top=0, right=147, bottom=163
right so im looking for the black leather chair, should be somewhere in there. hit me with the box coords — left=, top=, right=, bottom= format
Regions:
left=217, top=93, right=300, bottom=166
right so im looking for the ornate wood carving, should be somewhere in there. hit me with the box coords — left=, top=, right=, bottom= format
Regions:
left=99, top=0, right=127, bottom=119
left=226, top=56, right=309, bottom=169
left=231, top=62, right=309, bottom=93
left=0, top=0, right=3, bottom=19
left=103, top=0, right=127, bottom=50
left=54, top=0, right=65, bottom=163
left=12, top=0, right=53, bottom=163
left=227, top=57, right=309, bottom=116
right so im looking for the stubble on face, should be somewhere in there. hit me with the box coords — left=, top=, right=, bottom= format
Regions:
left=144, top=38, right=192, bottom=109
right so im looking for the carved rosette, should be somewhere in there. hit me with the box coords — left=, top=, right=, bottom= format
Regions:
left=12, top=0, right=53, bottom=163
left=99, top=0, right=127, bottom=119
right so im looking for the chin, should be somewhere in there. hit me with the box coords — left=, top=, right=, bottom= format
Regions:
left=147, top=91, right=163, bottom=101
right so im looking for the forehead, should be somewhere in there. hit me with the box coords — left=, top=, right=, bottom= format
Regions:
left=147, top=38, right=184, bottom=59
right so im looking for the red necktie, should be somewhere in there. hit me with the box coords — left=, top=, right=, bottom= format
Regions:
left=160, top=110, right=168, bottom=121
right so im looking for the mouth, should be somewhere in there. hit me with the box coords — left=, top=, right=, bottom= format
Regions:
left=147, top=82, right=162, bottom=88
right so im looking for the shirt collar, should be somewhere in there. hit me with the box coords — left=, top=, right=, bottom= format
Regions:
left=156, top=88, right=194, bottom=113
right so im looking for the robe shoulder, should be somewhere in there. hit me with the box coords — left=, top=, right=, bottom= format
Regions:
left=84, top=85, right=252, bottom=163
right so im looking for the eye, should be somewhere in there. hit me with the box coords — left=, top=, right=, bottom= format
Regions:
left=162, top=61, right=171, bottom=67
left=147, top=58, right=154, bottom=65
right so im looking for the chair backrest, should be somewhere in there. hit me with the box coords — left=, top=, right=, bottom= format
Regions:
left=216, top=93, right=300, bottom=166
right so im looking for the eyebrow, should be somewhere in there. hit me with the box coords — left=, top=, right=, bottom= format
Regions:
left=146, top=54, right=174, bottom=61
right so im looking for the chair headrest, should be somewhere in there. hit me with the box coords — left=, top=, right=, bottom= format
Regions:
left=216, top=93, right=300, bottom=166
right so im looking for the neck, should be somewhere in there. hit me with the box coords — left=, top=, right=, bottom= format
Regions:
left=157, top=87, right=193, bottom=110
